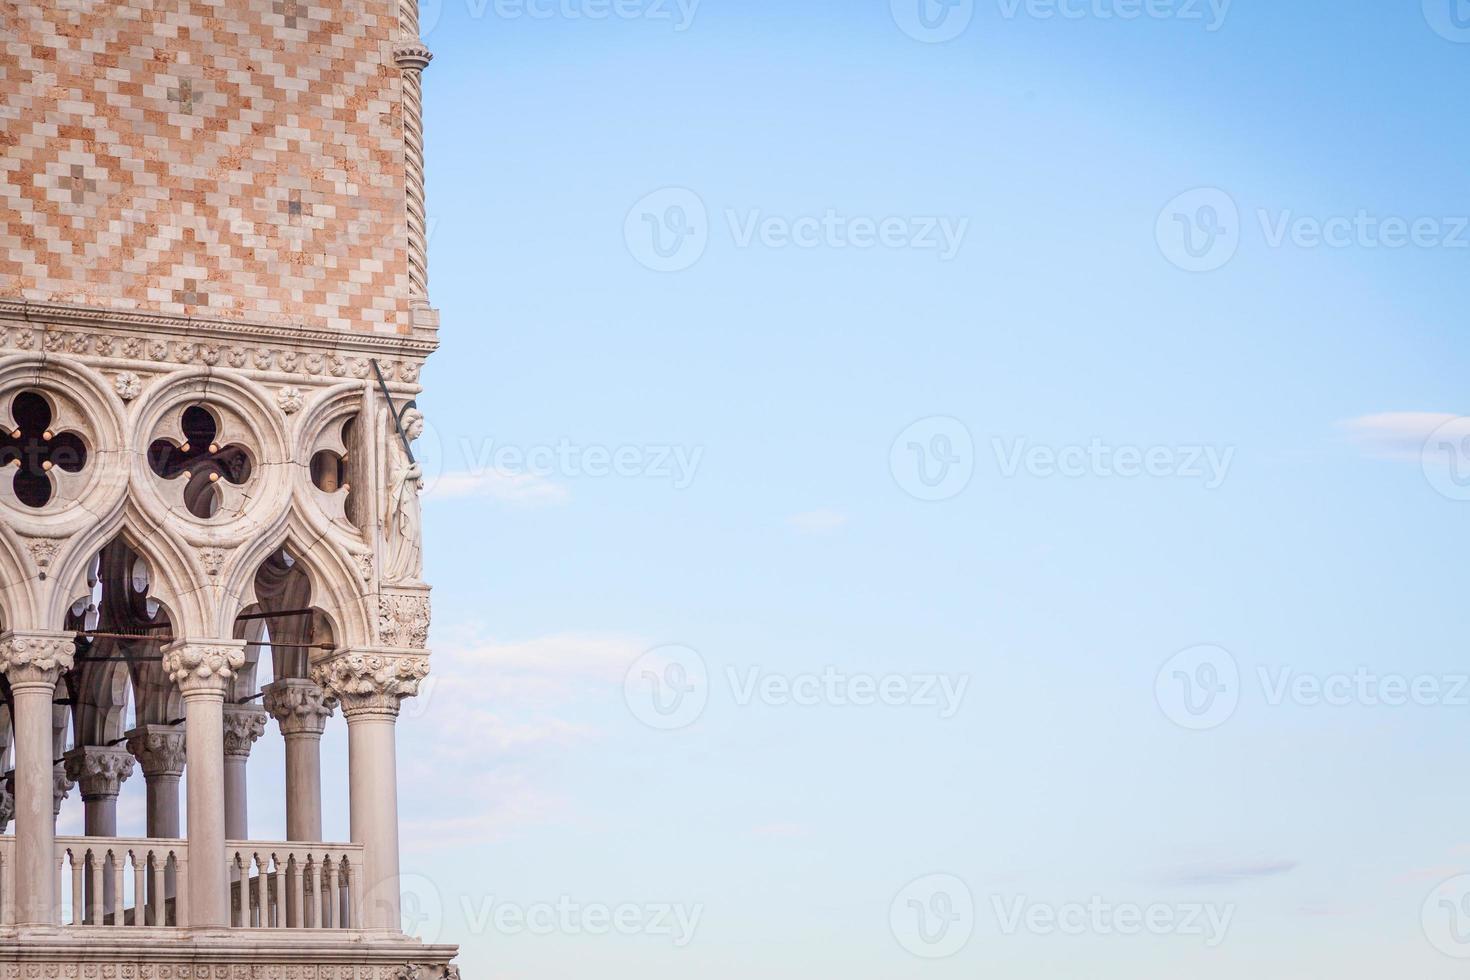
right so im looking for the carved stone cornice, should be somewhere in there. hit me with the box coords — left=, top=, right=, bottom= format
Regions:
left=0, top=298, right=438, bottom=361
left=312, top=651, right=429, bottom=719
left=262, top=678, right=338, bottom=738
left=162, top=640, right=247, bottom=697
left=125, top=725, right=187, bottom=779
left=0, top=630, right=76, bottom=688
left=62, top=745, right=137, bottom=801
left=222, top=704, right=269, bottom=759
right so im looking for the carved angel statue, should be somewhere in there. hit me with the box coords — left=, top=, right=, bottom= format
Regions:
left=383, top=406, right=426, bottom=584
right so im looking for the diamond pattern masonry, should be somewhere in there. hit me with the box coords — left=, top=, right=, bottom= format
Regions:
left=0, top=0, right=414, bottom=333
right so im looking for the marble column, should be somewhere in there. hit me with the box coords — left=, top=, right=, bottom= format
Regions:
left=221, top=704, right=267, bottom=842
left=163, top=640, right=245, bottom=929
left=62, top=745, right=135, bottom=920
left=0, top=630, right=75, bottom=926
left=63, top=745, right=135, bottom=838
left=262, top=678, right=336, bottom=842
left=124, top=726, right=187, bottom=839
left=124, top=726, right=186, bottom=924
left=313, top=651, right=429, bottom=932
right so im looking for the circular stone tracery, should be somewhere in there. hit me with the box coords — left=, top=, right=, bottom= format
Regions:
left=147, top=405, right=254, bottom=519
left=0, top=391, right=88, bottom=508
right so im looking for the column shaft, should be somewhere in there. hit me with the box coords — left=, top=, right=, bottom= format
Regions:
left=13, top=681, right=58, bottom=925
left=347, top=711, right=401, bottom=930
left=183, top=688, right=228, bottom=925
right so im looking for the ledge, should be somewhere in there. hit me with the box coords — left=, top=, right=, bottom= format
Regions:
left=0, top=299, right=441, bottom=361
left=0, top=928, right=460, bottom=975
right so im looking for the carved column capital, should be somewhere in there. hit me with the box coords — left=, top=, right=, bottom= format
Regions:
left=125, top=725, right=187, bottom=779
left=62, top=745, right=136, bottom=802
left=162, top=640, right=247, bottom=698
left=52, top=763, right=73, bottom=818
left=0, top=630, right=76, bottom=689
left=262, top=678, right=337, bottom=737
left=312, top=650, right=429, bottom=719
left=222, top=703, right=269, bottom=759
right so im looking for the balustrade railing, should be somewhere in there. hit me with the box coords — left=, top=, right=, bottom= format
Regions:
left=55, top=837, right=187, bottom=927
left=227, top=841, right=365, bottom=930
left=0, top=836, right=364, bottom=931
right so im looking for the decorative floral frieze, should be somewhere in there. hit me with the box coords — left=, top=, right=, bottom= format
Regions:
left=0, top=324, right=427, bottom=388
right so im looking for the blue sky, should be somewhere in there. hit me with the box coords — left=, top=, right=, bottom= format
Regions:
left=71, top=1, right=1470, bottom=976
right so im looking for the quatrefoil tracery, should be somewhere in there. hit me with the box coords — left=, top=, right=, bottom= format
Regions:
left=0, top=391, right=88, bottom=508
left=147, top=405, right=253, bottom=519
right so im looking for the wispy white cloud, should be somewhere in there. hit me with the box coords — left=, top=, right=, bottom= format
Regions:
left=1161, top=859, right=1298, bottom=887
left=425, top=469, right=571, bottom=506
left=787, top=509, right=849, bottom=534
left=398, top=629, right=649, bottom=843
left=1340, top=412, right=1463, bottom=461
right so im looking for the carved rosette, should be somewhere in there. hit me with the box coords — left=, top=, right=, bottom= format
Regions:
left=262, top=678, right=338, bottom=737
left=162, top=641, right=246, bottom=696
left=0, top=630, right=76, bottom=688
left=125, top=726, right=188, bottom=779
left=63, top=745, right=137, bottom=801
left=312, top=651, right=430, bottom=719
left=222, top=704, right=270, bottom=759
